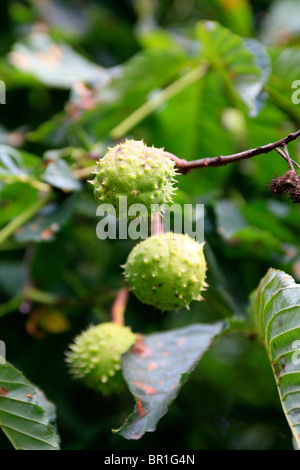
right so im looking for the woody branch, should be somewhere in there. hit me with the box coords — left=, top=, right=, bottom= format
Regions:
left=165, top=130, right=300, bottom=174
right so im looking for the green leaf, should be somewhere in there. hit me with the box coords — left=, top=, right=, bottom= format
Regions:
left=14, top=195, right=76, bottom=243
left=267, top=47, right=300, bottom=122
left=116, top=320, right=243, bottom=440
left=111, top=48, right=187, bottom=108
left=85, top=48, right=189, bottom=140
left=155, top=69, right=236, bottom=164
left=216, top=0, right=254, bottom=37
left=9, top=32, right=110, bottom=89
left=250, top=268, right=300, bottom=449
left=0, top=145, right=39, bottom=177
left=42, top=159, right=82, bottom=192
left=241, top=199, right=300, bottom=246
left=214, top=199, right=285, bottom=257
left=0, top=261, right=24, bottom=296
left=0, top=183, right=39, bottom=227
left=196, top=21, right=270, bottom=115
left=0, top=145, right=25, bottom=176
left=0, top=361, right=60, bottom=449
left=214, top=199, right=247, bottom=240
left=28, top=47, right=186, bottom=145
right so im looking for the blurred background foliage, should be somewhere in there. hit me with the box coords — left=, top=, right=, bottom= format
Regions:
left=0, top=0, right=300, bottom=450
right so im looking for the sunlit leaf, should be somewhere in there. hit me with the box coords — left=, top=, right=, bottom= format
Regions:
left=249, top=269, right=300, bottom=449
left=217, top=0, right=254, bottom=37
left=42, top=160, right=82, bottom=192
left=9, top=32, right=111, bottom=88
left=267, top=47, right=300, bottom=122
left=197, top=21, right=270, bottom=115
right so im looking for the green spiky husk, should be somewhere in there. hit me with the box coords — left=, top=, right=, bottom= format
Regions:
left=90, top=140, right=177, bottom=218
left=124, top=233, right=207, bottom=311
left=65, top=322, right=137, bottom=395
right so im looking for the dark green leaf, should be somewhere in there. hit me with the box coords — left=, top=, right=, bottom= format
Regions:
left=14, top=195, right=76, bottom=243
left=116, top=322, right=225, bottom=439
left=0, top=261, right=24, bottom=296
left=250, top=269, right=300, bottom=449
left=214, top=199, right=285, bottom=256
left=0, top=361, right=60, bottom=450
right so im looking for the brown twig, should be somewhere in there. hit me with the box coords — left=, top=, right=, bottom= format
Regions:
left=282, top=143, right=295, bottom=171
left=111, top=287, right=129, bottom=326
left=165, top=129, right=300, bottom=174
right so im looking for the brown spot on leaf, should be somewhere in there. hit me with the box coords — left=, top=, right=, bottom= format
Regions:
left=147, top=362, right=158, bottom=371
left=136, top=398, right=146, bottom=418
left=0, top=387, right=9, bottom=396
left=280, top=355, right=287, bottom=372
left=163, top=350, right=169, bottom=357
left=178, top=338, right=186, bottom=346
left=133, top=382, right=157, bottom=395
left=26, top=394, right=33, bottom=399
left=41, top=227, right=55, bottom=240
left=274, top=362, right=280, bottom=377
left=133, top=334, right=152, bottom=358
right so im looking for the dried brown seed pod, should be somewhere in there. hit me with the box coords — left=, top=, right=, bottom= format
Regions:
left=268, top=170, right=299, bottom=196
left=289, top=185, right=300, bottom=203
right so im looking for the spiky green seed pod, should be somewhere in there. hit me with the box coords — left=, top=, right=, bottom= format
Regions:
left=123, top=233, right=207, bottom=312
left=65, top=322, right=137, bottom=395
left=89, top=140, right=178, bottom=218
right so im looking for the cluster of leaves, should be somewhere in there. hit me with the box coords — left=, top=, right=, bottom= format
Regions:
left=0, top=0, right=300, bottom=450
